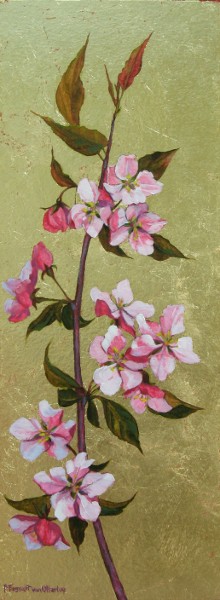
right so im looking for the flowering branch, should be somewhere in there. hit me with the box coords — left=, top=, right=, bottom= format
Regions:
left=71, top=104, right=129, bottom=599
left=3, top=34, right=202, bottom=600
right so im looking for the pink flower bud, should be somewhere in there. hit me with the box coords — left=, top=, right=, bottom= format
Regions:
left=31, top=242, right=53, bottom=272
left=43, top=205, right=70, bottom=233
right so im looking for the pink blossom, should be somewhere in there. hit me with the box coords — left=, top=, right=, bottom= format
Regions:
left=91, top=279, right=154, bottom=335
left=90, top=325, right=147, bottom=395
left=109, top=204, right=167, bottom=256
left=9, top=515, right=70, bottom=550
left=43, top=204, right=70, bottom=233
left=31, top=242, right=53, bottom=272
left=34, top=452, right=115, bottom=522
left=9, top=400, right=76, bottom=461
left=130, top=306, right=200, bottom=381
left=124, top=383, right=172, bottom=414
left=68, top=179, right=113, bottom=238
left=104, top=154, right=163, bottom=205
left=2, top=243, right=54, bottom=322
left=2, top=260, right=38, bottom=323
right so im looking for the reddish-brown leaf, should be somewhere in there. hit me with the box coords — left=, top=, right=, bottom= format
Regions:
left=50, top=149, right=77, bottom=188
left=117, top=33, right=153, bottom=91
left=138, top=149, right=179, bottom=180
left=55, top=36, right=89, bottom=126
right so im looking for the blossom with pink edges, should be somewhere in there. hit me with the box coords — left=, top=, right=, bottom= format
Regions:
left=31, top=242, right=53, bottom=272
left=90, top=324, right=147, bottom=396
left=2, top=243, right=53, bottom=322
left=124, top=383, right=172, bottom=414
left=90, top=278, right=154, bottom=335
left=109, top=204, right=167, bottom=256
left=68, top=178, right=113, bottom=238
left=2, top=260, right=38, bottom=323
left=43, top=203, right=70, bottom=233
left=9, top=515, right=70, bottom=550
left=104, top=154, right=163, bottom=205
left=34, top=452, right=115, bottom=522
left=9, top=400, right=76, bottom=461
left=130, top=305, right=200, bottom=381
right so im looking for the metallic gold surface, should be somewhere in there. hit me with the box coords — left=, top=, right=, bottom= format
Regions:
left=1, top=1, right=219, bottom=599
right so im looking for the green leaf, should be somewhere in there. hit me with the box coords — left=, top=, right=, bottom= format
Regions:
left=61, top=304, right=93, bottom=331
left=44, top=343, right=79, bottom=389
left=138, top=148, right=178, bottom=179
left=51, top=148, right=77, bottom=188
left=58, top=388, right=79, bottom=407
left=151, top=234, right=186, bottom=261
left=148, top=390, right=203, bottom=419
left=33, top=114, right=107, bottom=157
left=90, top=460, right=110, bottom=472
left=99, top=225, right=130, bottom=258
left=100, top=494, right=136, bottom=516
left=99, top=397, right=142, bottom=452
left=87, top=399, right=100, bottom=428
left=26, top=303, right=63, bottom=338
left=5, top=495, right=51, bottom=518
left=68, top=517, right=88, bottom=553
left=56, top=36, right=89, bottom=126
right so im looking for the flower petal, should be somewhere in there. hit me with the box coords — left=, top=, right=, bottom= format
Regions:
left=90, top=336, right=107, bottom=364
left=129, top=231, right=154, bottom=256
left=130, top=396, right=147, bottom=414
left=170, top=337, right=200, bottom=364
left=115, top=155, right=138, bottom=179
left=66, top=452, right=94, bottom=482
left=122, top=187, right=146, bottom=205
left=136, top=171, right=163, bottom=196
left=109, top=208, right=127, bottom=231
left=51, top=490, right=76, bottom=522
left=86, top=216, right=103, bottom=238
left=147, top=396, right=173, bottom=413
left=120, top=367, right=142, bottom=391
left=110, top=226, right=129, bottom=246
left=9, top=418, right=41, bottom=440
left=38, top=400, right=63, bottom=430
left=68, top=204, right=86, bottom=230
left=139, top=212, right=167, bottom=234
left=127, top=301, right=155, bottom=319
left=150, top=347, right=176, bottom=381
left=131, top=334, right=159, bottom=357
left=9, top=515, right=38, bottom=534
left=82, top=472, right=115, bottom=498
left=93, top=365, right=122, bottom=396
left=102, top=325, right=125, bottom=353
left=34, top=467, right=68, bottom=495
left=20, top=440, right=46, bottom=461
left=160, top=304, right=185, bottom=336
left=77, top=178, right=99, bottom=203
left=76, top=494, right=101, bottom=522
left=112, top=279, right=133, bottom=305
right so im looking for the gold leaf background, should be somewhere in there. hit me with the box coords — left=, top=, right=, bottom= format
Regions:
left=0, top=1, right=219, bottom=599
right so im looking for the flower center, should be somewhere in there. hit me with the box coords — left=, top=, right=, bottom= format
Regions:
left=122, top=175, right=137, bottom=191
left=134, top=392, right=148, bottom=404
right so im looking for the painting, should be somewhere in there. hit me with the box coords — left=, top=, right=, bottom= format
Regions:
left=1, top=2, right=219, bottom=599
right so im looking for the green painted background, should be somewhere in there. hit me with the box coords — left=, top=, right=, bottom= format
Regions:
left=1, top=1, right=220, bottom=599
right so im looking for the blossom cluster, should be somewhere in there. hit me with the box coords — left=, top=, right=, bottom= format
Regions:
left=9, top=402, right=115, bottom=550
left=43, top=154, right=166, bottom=256
left=90, top=279, right=200, bottom=413
left=2, top=242, right=53, bottom=323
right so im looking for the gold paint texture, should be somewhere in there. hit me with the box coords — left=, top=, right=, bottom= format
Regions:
left=0, top=1, right=219, bottom=599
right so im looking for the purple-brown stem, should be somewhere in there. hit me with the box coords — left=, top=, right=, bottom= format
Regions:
left=72, top=104, right=128, bottom=600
